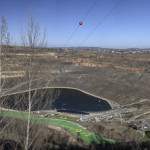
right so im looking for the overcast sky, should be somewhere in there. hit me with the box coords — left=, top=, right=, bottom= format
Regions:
left=0, top=0, right=150, bottom=48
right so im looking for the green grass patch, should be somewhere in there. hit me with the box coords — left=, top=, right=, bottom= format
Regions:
left=0, top=110, right=115, bottom=144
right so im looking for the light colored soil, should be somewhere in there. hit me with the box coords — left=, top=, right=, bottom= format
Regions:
left=1, top=71, right=25, bottom=78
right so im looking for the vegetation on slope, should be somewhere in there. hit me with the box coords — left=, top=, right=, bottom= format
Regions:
left=0, top=110, right=115, bottom=144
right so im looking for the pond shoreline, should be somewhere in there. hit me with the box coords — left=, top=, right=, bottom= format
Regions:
left=0, top=87, right=112, bottom=114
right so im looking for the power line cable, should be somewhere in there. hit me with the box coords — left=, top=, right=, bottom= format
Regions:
left=64, top=0, right=98, bottom=47
left=79, top=0, right=122, bottom=46
left=64, top=25, right=80, bottom=47
left=81, top=0, right=98, bottom=21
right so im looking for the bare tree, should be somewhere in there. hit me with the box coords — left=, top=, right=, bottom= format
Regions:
left=0, top=16, right=10, bottom=45
left=22, top=16, right=47, bottom=48
left=21, top=16, right=47, bottom=150
left=0, top=16, right=10, bottom=93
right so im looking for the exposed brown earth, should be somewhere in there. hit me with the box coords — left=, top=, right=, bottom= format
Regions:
left=2, top=47, right=150, bottom=106
left=1, top=47, right=150, bottom=149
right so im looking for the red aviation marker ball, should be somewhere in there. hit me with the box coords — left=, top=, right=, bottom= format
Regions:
left=79, top=21, right=83, bottom=26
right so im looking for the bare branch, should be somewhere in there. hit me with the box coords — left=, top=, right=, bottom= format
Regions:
left=21, top=16, right=47, bottom=150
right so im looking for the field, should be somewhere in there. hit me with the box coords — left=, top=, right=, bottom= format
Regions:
left=0, top=47, right=150, bottom=149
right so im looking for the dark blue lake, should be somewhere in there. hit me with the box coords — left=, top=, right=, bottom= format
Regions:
left=0, top=88, right=111, bottom=113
